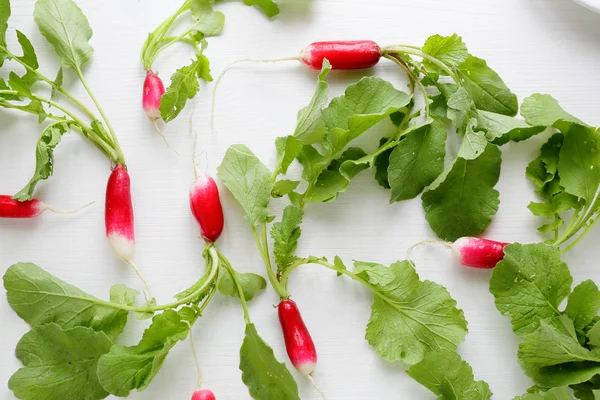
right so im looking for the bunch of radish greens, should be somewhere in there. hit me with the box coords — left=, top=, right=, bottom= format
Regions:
left=217, top=35, right=600, bottom=399
left=140, top=0, right=279, bottom=129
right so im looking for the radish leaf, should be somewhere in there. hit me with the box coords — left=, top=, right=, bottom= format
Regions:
left=294, top=59, right=331, bottom=144
left=271, top=179, right=300, bottom=198
left=3, top=262, right=137, bottom=339
left=34, top=0, right=94, bottom=70
left=565, top=281, right=600, bottom=333
left=407, top=350, right=492, bottom=400
left=218, top=144, right=274, bottom=226
left=0, top=0, right=9, bottom=66
left=364, top=260, right=468, bottom=364
left=514, top=387, right=580, bottom=399
left=271, top=205, right=303, bottom=270
left=459, top=119, right=488, bottom=160
left=240, top=0, right=280, bottom=17
left=275, top=135, right=303, bottom=174
left=190, top=0, right=225, bottom=36
left=388, top=117, right=446, bottom=202
left=97, top=308, right=198, bottom=397
left=457, top=55, right=518, bottom=116
left=521, top=94, right=586, bottom=133
left=490, top=243, right=571, bottom=336
left=160, top=52, right=211, bottom=122
left=422, top=144, right=502, bottom=242
left=477, top=110, right=545, bottom=145
left=8, top=324, right=112, bottom=400
left=239, top=323, right=300, bottom=400
left=422, top=34, right=469, bottom=73
left=219, top=268, right=266, bottom=301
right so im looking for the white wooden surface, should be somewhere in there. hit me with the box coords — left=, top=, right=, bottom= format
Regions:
left=2, top=0, right=600, bottom=399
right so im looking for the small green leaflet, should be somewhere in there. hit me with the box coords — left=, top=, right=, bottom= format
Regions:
left=8, top=324, right=113, bottom=400
left=422, top=34, right=469, bottom=73
left=321, top=76, right=412, bottom=152
left=190, top=0, right=225, bottom=36
left=240, top=0, right=280, bottom=17
left=272, top=179, right=299, bottom=198
left=50, top=67, right=63, bottom=100
left=217, top=144, right=273, bottom=226
left=294, top=59, right=331, bottom=145
left=557, top=123, right=600, bottom=203
left=219, top=268, right=266, bottom=301
left=489, top=243, right=572, bottom=336
left=13, top=121, right=72, bottom=201
left=514, top=387, right=579, bottom=400
left=97, top=308, right=197, bottom=397
left=275, top=135, right=303, bottom=174
left=388, top=117, right=446, bottom=202
left=374, top=138, right=394, bottom=189
left=239, top=323, right=300, bottom=400
left=353, top=261, right=395, bottom=286
left=457, top=55, right=518, bottom=116
left=0, top=0, right=8, bottom=51
left=304, top=147, right=368, bottom=203
left=521, top=94, right=586, bottom=133
left=459, top=119, right=488, bottom=160
left=588, top=321, right=600, bottom=348
left=364, top=260, right=468, bottom=365
left=407, top=350, right=493, bottom=400
left=270, top=205, right=303, bottom=269
left=16, top=30, right=39, bottom=71
left=477, top=110, right=545, bottom=145
left=160, top=52, right=211, bottom=122
left=3, top=262, right=136, bottom=339
left=174, top=246, right=216, bottom=301
left=34, top=0, right=94, bottom=70
left=565, top=280, right=600, bottom=333
left=422, top=144, right=502, bottom=242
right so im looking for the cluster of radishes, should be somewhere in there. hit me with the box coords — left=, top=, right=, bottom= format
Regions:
left=2, top=39, right=510, bottom=400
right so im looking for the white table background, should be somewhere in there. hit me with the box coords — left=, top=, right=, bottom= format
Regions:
left=2, top=0, right=600, bottom=399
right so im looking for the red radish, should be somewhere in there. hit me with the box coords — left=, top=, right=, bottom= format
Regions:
left=278, top=299, right=317, bottom=376
left=105, top=164, right=152, bottom=301
left=408, top=237, right=509, bottom=269
left=0, top=195, right=93, bottom=218
left=142, top=70, right=165, bottom=121
left=452, top=237, right=509, bottom=269
left=192, top=389, right=216, bottom=400
left=189, top=174, right=224, bottom=243
left=301, top=40, right=381, bottom=70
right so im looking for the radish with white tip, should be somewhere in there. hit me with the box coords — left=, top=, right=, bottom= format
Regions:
left=408, top=237, right=509, bottom=269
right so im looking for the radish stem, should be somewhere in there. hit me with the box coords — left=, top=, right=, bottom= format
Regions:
left=218, top=249, right=251, bottom=324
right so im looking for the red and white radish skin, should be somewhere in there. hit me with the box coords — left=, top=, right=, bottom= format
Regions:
left=0, top=195, right=91, bottom=218
left=192, top=389, right=216, bottom=400
left=452, top=237, right=509, bottom=269
left=142, top=70, right=165, bottom=120
left=189, top=174, right=224, bottom=243
left=278, top=299, right=317, bottom=376
left=301, top=40, right=382, bottom=70
left=105, top=164, right=135, bottom=261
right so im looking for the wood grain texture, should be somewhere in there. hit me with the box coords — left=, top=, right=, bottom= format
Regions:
left=2, top=0, right=600, bottom=399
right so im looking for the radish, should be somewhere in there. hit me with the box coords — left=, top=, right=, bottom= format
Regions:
left=408, top=237, right=509, bottom=269
left=189, top=174, right=224, bottom=243
left=192, top=389, right=216, bottom=400
left=105, top=163, right=152, bottom=301
left=142, top=70, right=177, bottom=154
left=278, top=299, right=326, bottom=398
left=211, top=40, right=382, bottom=131
left=142, top=70, right=165, bottom=121
left=0, top=195, right=93, bottom=218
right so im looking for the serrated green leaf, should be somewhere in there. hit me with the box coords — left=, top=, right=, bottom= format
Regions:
left=557, top=124, right=600, bottom=203
left=217, top=144, right=273, bottom=226
left=388, top=117, right=446, bottom=202
left=160, top=53, right=211, bottom=122
left=521, top=94, right=586, bottom=133
left=271, top=205, right=303, bottom=269
left=565, top=280, right=600, bottom=333
left=275, top=135, right=303, bottom=174
left=16, top=30, right=38, bottom=70
left=407, top=350, right=492, bottom=400
left=97, top=308, right=197, bottom=397
left=459, top=118, right=488, bottom=160
left=239, top=323, right=300, bottom=400
left=34, top=0, right=94, bottom=70
left=489, top=243, right=572, bottom=337
left=422, top=144, right=502, bottom=242
left=190, top=0, right=225, bottom=36
left=514, top=387, right=576, bottom=400
left=3, top=262, right=132, bottom=339
left=8, top=324, right=112, bottom=400
left=353, top=261, right=395, bottom=286
left=365, top=260, right=468, bottom=364
left=0, top=0, right=9, bottom=51
left=219, top=268, right=266, bottom=302
left=294, top=59, right=331, bottom=144
left=422, top=34, right=469, bottom=72
left=588, top=321, right=600, bottom=348
left=13, top=121, right=73, bottom=201
left=240, top=0, right=280, bottom=17
left=477, top=110, right=545, bottom=145
left=457, top=55, right=518, bottom=116
left=304, top=147, right=368, bottom=203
